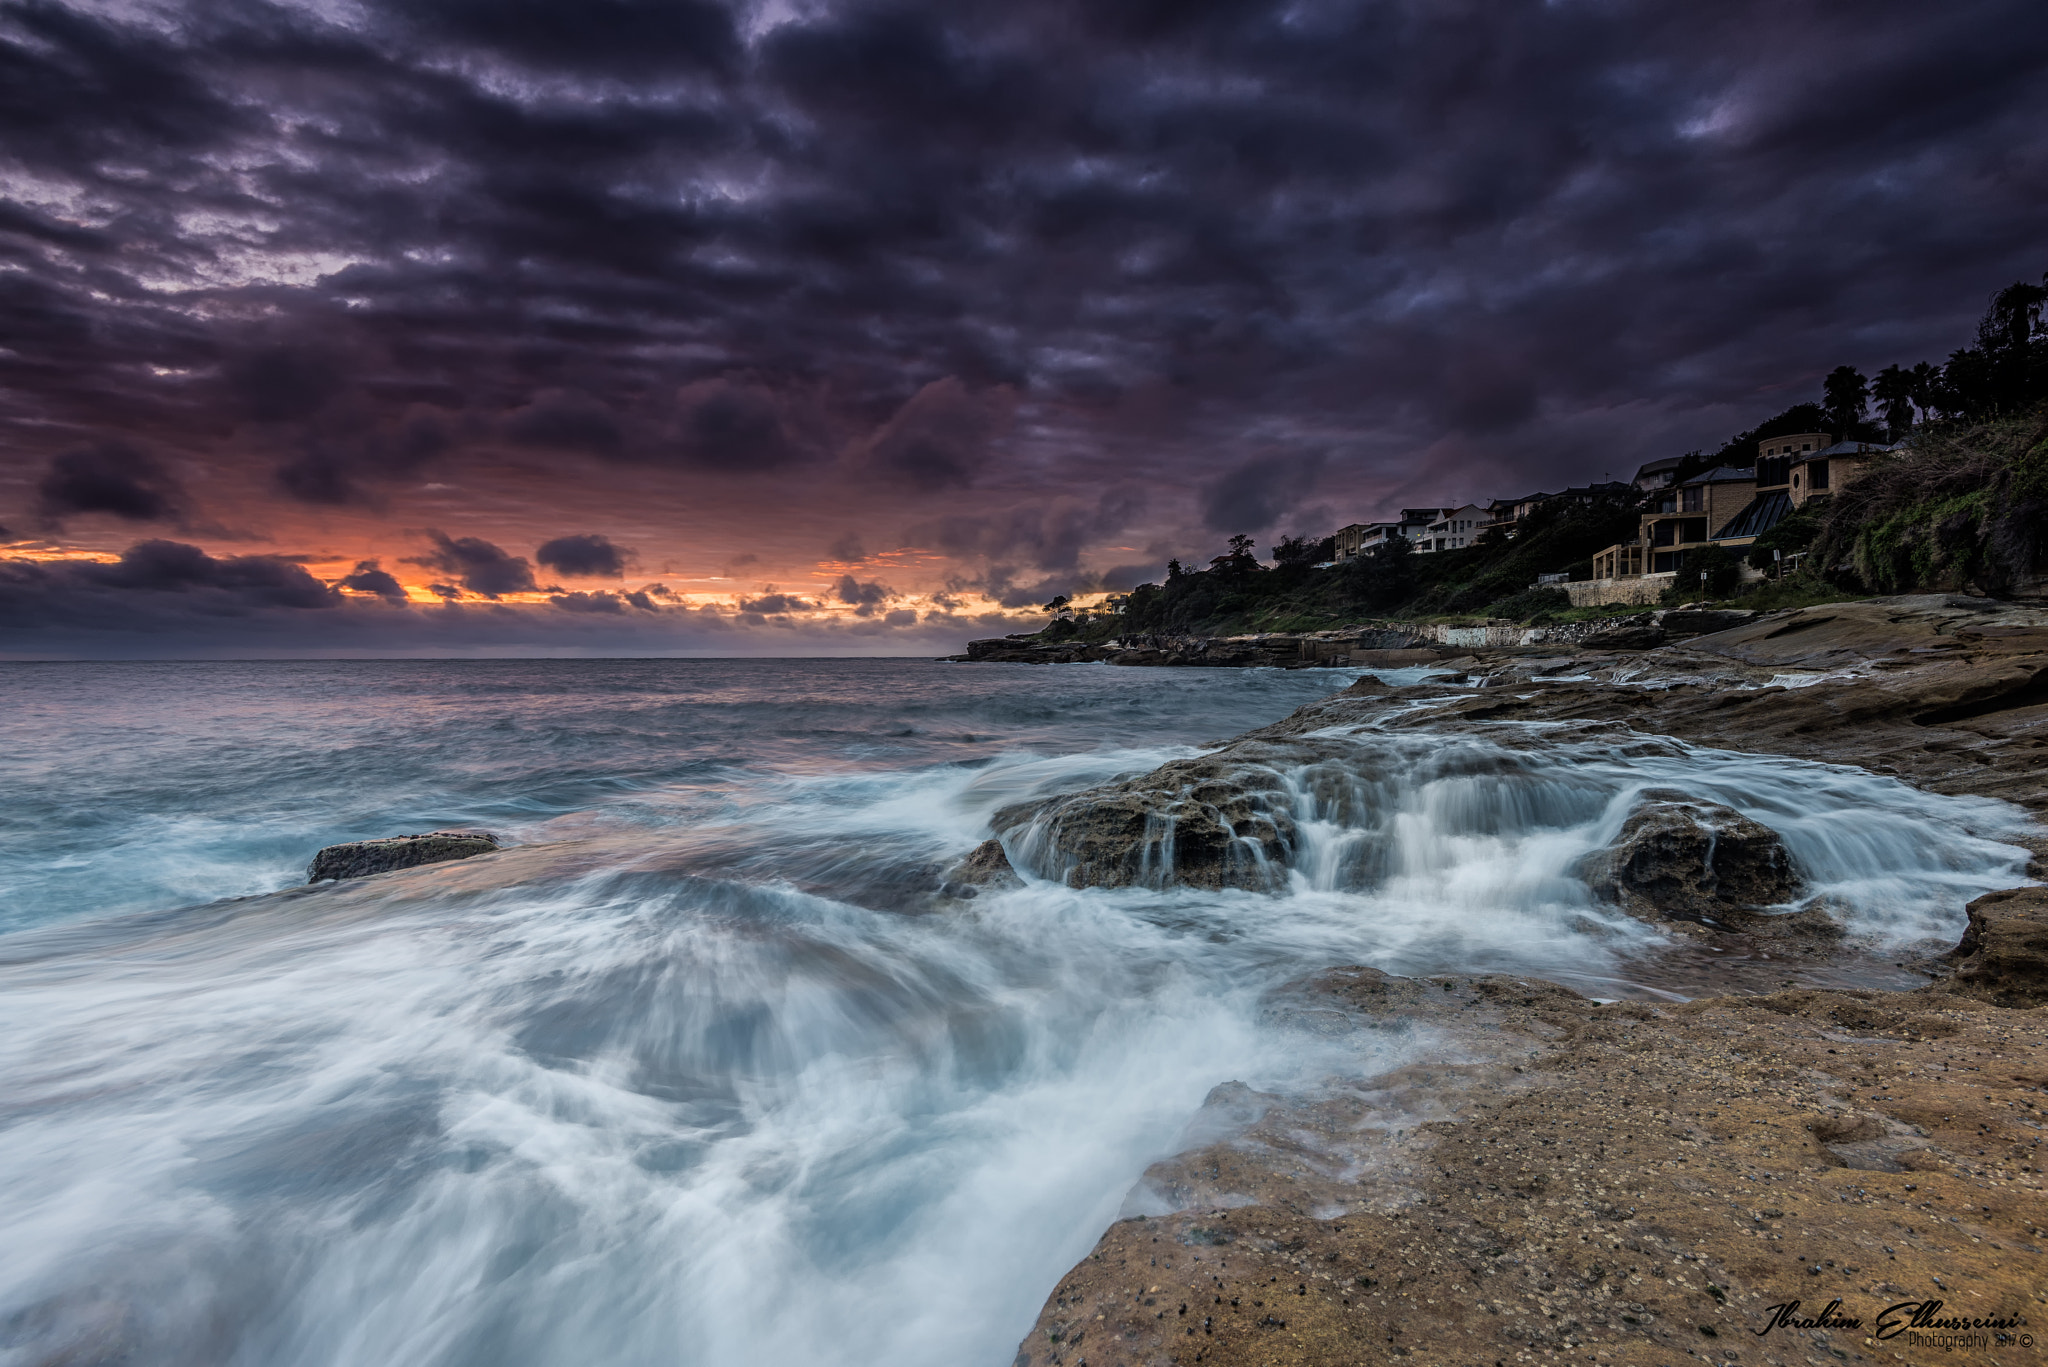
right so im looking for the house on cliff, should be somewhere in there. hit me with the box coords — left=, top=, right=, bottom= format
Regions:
left=1583, top=433, right=1891, bottom=600
left=1333, top=507, right=1454, bottom=559
left=1415, top=504, right=1489, bottom=553
left=1631, top=456, right=1686, bottom=492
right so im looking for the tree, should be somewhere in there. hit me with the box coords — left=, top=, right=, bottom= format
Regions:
left=1872, top=364, right=1916, bottom=437
left=1269, top=534, right=1319, bottom=566
left=1822, top=366, right=1867, bottom=438
left=1343, top=533, right=1414, bottom=612
left=1165, top=558, right=1185, bottom=583
left=1041, top=593, right=1070, bottom=615
left=1940, top=275, right=2048, bottom=419
left=1209, top=534, right=1259, bottom=578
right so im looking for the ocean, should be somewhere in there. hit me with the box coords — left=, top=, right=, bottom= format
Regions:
left=0, top=659, right=2032, bottom=1367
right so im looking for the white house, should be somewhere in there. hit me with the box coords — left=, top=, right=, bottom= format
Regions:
left=1415, top=504, right=1489, bottom=553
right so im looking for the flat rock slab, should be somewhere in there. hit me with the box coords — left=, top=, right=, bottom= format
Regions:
left=307, top=831, right=499, bottom=882
left=1016, top=969, right=2048, bottom=1367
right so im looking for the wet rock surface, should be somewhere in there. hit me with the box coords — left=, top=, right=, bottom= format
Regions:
left=939, top=838, right=1023, bottom=897
left=1018, top=966, right=2048, bottom=1367
left=1015, top=595, right=2048, bottom=1367
left=993, top=751, right=1305, bottom=891
left=1576, top=789, right=1805, bottom=927
left=1949, top=886, right=2048, bottom=1007
left=306, top=831, right=499, bottom=882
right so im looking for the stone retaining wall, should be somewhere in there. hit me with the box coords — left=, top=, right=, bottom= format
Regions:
left=1567, top=575, right=1670, bottom=607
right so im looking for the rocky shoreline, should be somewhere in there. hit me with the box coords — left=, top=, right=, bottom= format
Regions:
left=948, top=609, right=1761, bottom=667
left=1004, top=595, right=2048, bottom=1366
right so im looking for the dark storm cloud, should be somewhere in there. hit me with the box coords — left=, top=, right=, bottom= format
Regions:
left=536, top=533, right=629, bottom=578
left=831, top=574, right=897, bottom=616
left=1199, top=455, right=1324, bottom=534
left=335, top=560, right=407, bottom=602
left=855, top=380, right=1016, bottom=489
left=549, top=588, right=656, bottom=613
left=0, top=543, right=708, bottom=655
left=36, top=441, right=185, bottom=525
left=3, top=0, right=2048, bottom=586
left=274, top=407, right=456, bottom=506
left=907, top=491, right=1144, bottom=573
left=737, top=592, right=813, bottom=614
left=408, top=531, right=540, bottom=598
left=0, top=542, right=338, bottom=627
left=410, top=0, right=739, bottom=75
left=0, top=544, right=989, bottom=656
left=669, top=377, right=824, bottom=472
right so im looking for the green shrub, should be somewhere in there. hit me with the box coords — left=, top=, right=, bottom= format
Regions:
left=1485, top=585, right=1572, bottom=622
left=1660, top=544, right=1741, bottom=603
left=1809, top=412, right=2048, bottom=596
left=1745, top=506, right=1822, bottom=571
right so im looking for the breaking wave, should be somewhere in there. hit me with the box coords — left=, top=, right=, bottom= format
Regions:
left=0, top=660, right=2031, bottom=1367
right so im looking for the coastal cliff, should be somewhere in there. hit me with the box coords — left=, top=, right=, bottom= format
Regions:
left=1009, top=595, right=2048, bottom=1366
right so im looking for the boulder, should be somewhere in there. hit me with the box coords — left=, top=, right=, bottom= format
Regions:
left=992, top=756, right=1297, bottom=891
left=938, top=838, right=1023, bottom=897
left=1576, top=789, right=1802, bottom=926
left=307, top=831, right=499, bottom=883
left=1947, top=886, right=2048, bottom=1007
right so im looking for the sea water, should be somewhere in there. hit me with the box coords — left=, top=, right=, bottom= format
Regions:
left=0, top=659, right=2033, bottom=1367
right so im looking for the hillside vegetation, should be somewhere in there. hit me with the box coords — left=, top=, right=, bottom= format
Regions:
left=1029, top=272, right=2048, bottom=643
left=1029, top=411, right=2048, bottom=645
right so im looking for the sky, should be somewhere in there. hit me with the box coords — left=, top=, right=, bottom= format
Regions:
left=2, top=0, right=2046, bottom=657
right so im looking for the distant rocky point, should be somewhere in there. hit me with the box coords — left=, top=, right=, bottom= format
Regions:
left=306, top=831, right=500, bottom=883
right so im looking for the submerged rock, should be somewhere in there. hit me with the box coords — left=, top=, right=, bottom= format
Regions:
left=993, top=753, right=1300, bottom=891
left=307, top=831, right=499, bottom=882
left=1576, top=788, right=1804, bottom=927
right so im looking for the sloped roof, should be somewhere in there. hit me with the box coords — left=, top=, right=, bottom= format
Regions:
left=1712, top=490, right=1791, bottom=541
left=1677, top=465, right=1756, bottom=486
left=1811, top=440, right=1901, bottom=458
left=1634, top=456, right=1685, bottom=475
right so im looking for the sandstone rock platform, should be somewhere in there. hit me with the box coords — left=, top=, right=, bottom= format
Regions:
left=1010, top=595, right=2048, bottom=1367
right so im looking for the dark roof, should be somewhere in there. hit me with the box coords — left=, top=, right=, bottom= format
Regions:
left=1678, top=465, right=1755, bottom=486
left=1712, top=490, right=1791, bottom=541
left=1811, top=440, right=1900, bottom=459
left=1634, top=456, right=1685, bottom=475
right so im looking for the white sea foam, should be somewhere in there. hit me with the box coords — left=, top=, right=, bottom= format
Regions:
left=0, top=660, right=2033, bottom=1367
